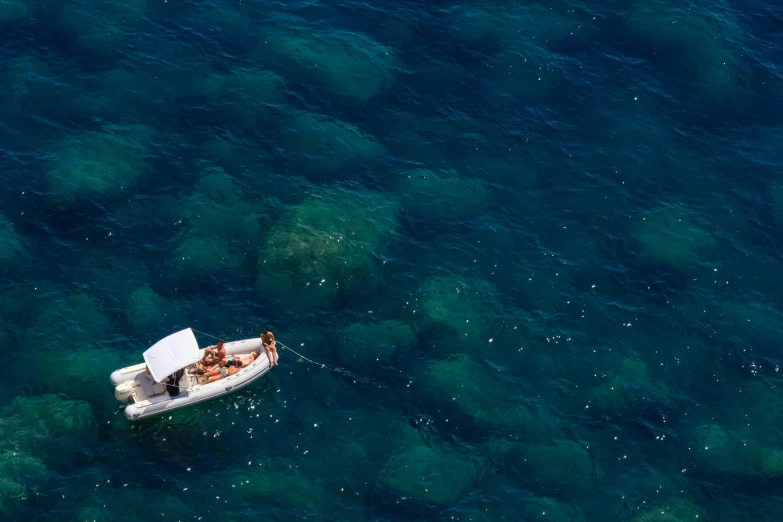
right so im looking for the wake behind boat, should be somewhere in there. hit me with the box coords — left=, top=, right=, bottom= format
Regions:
left=110, top=328, right=275, bottom=421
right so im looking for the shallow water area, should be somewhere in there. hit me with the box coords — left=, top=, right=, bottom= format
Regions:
left=2, top=0, right=783, bottom=520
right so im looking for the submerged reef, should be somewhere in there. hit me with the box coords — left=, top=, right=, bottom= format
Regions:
left=26, top=293, right=111, bottom=348
left=178, top=165, right=263, bottom=245
left=418, top=275, right=502, bottom=345
left=1, top=55, right=60, bottom=119
left=487, top=40, right=567, bottom=102
left=490, top=437, right=597, bottom=485
left=624, top=1, right=749, bottom=109
left=378, top=424, right=485, bottom=504
left=424, top=354, right=551, bottom=434
left=0, top=394, right=97, bottom=459
left=337, top=320, right=415, bottom=372
left=59, top=0, right=150, bottom=51
left=172, top=234, right=244, bottom=275
left=126, top=285, right=173, bottom=330
left=196, top=67, right=285, bottom=127
left=46, top=124, right=153, bottom=202
left=256, top=187, right=399, bottom=306
left=24, top=294, right=124, bottom=393
left=635, top=203, right=715, bottom=271
left=231, top=458, right=327, bottom=511
left=0, top=213, right=24, bottom=262
left=0, top=0, right=31, bottom=22
left=77, top=486, right=192, bottom=522
left=0, top=394, right=96, bottom=511
left=169, top=159, right=264, bottom=274
left=718, top=300, right=783, bottom=346
left=263, top=24, right=395, bottom=100
left=628, top=497, right=705, bottom=522
left=0, top=450, right=47, bottom=509
left=589, top=356, right=672, bottom=410
left=446, top=2, right=584, bottom=45
left=283, top=111, right=387, bottom=174
left=693, top=423, right=783, bottom=477
left=400, top=169, right=488, bottom=222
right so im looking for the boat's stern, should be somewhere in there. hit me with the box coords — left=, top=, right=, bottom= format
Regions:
left=110, top=363, right=146, bottom=386
left=115, top=380, right=135, bottom=404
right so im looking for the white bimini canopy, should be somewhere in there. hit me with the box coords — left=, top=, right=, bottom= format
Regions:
left=143, top=328, right=201, bottom=382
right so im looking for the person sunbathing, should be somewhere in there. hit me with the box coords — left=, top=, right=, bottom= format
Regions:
left=203, top=360, right=243, bottom=383
left=228, top=350, right=260, bottom=367
left=190, top=357, right=225, bottom=376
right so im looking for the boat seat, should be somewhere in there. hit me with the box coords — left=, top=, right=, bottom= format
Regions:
left=179, top=372, right=194, bottom=392
left=138, top=374, right=166, bottom=398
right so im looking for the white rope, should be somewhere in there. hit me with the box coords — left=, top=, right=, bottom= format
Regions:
left=191, top=328, right=372, bottom=384
left=276, top=341, right=327, bottom=368
left=191, top=328, right=225, bottom=342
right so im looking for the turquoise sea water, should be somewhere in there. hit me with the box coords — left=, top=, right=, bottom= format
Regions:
left=1, top=0, right=783, bottom=520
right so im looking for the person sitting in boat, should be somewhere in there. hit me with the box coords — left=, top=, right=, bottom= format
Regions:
left=261, top=330, right=278, bottom=367
left=202, top=360, right=243, bottom=383
left=163, top=368, right=185, bottom=396
left=201, top=341, right=226, bottom=364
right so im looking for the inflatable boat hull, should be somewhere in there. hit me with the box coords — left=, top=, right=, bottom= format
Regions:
left=111, top=337, right=273, bottom=421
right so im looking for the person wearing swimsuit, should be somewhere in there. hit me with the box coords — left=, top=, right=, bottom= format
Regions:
left=261, top=329, right=278, bottom=367
left=201, top=341, right=226, bottom=365
left=232, top=351, right=259, bottom=367
left=203, top=360, right=243, bottom=383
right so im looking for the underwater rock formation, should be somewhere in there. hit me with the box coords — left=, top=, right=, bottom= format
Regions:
left=400, top=169, right=488, bottom=222
left=85, top=250, right=153, bottom=304
left=1, top=55, right=61, bottom=119
left=231, top=458, right=326, bottom=511
left=283, top=111, right=387, bottom=174
left=520, top=496, right=587, bottom=522
left=59, top=0, right=149, bottom=51
left=624, top=1, right=748, bottom=108
left=424, top=354, right=549, bottom=433
left=379, top=424, right=485, bottom=504
left=178, top=165, right=263, bottom=245
left=0, top=0, right=31, bottom=22
left=589, top=356, right=672, bottom=410
left=446, top=2, right=585, bottom=45
left=77, top=486, right=192, bottom=522
left=337, top=320, right=415, bottom=372
left=263, top=24, right=395, bottom=100
left=173, top=234, right=244, bottom=274
left=487, top=40, right=568, bottom=102
left=628, top=497, right=705, bottom=522
left=693, top=423, right=783, bottom=477
left=46, top=124, right=153, bottom=202
left=126, top=285, right=169, bottom=330
left=0, top=450, right=47, bottom=509
left=197, top=67, right=285, bottom=126
left=27, top=293, right=111, bottom=348
left=718, top=300, right=783, bottom=346
left=256, top=187, right=399, bottom=306
left=635, top=203, right=715, bottom=271
left=0, top=394, right=97, bottom=459
left=0, top=213, right=24, bottom=262
left=491, top=437, right=596, bottom=485
left=418, top=275, right=502, bottom=344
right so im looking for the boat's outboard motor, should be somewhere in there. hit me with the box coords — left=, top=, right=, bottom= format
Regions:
left=115, top=380, right=135, bottom=403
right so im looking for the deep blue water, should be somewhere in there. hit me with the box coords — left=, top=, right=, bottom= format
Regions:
left=1, top=0, right=783, bottom=520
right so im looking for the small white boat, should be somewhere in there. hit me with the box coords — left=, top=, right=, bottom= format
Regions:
left=110, top=328, right=274, bottom=421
